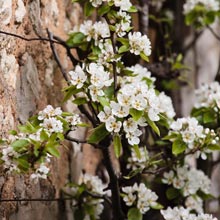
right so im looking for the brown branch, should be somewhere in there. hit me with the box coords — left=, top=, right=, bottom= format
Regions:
left=47, top=29, right=69, bottom=83
left=102, top=146, right=125, bottom=220
left=207, top=25, right=220, bottom=41
left=183, top=30, right=203, bottom=55
left=0, top=30, right=61, bottom=44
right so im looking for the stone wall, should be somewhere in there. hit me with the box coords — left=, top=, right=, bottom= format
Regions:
left=0, top=1, right=83, bottom=219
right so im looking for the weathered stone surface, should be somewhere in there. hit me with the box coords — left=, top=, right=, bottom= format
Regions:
left=0, top=0, right=84, bottom=219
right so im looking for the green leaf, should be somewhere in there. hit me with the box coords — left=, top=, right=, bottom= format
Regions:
left=166, top=187, right=180, bottom=200
left=172, top=139, right=187, bottom=155
left=162, top=133, right=179, bottom=140
left=129, top=108, right=143, bottom=121
left=66, top=32, right=85, bottom=47
left=113, top=134, right=122, bottom=158
left=124, top=167, right=143, bottom=179
left=57, top=133, right=64, bottom=141
left=140, top=52, right=149, bottom=62
left=145, top=115, right=160, bottom=136
left=127, top=6, right=138, bottom=13
left=11, top=139, right=29, bottom=151
left=17, top=157, right=30, bottom=170
left=203, top=110, right=216, bottom=124
left=207, top=144, right=220, bottom=151
left=0, top=139, right=5, bottom=144
left=151, top=203, right=164, bottom=210
left=118, top=45, right=129, bottom=54
left=9, top=130, right=18, bottom=135
left=63, top=87, right=83, bottom=102
left=204, top=11, right=215, bottom=24
left=116, top=38, right=129, bottom=44
left=133, top=145, right=141, bottom=159
left=128, top=208, right=142, bottom=220
left=98, top=4, right=110, bottom=16
left=18, top=121, right=38, bottom=133
left=87, top=123, right=109, bottom=144
left=84, top=1, right=94, bottom=17
left=61, top=112, right=73, bottom=117
left=40, top=129, right=49, bottom=141
left=46, top=142, right=60, bottom=157
left=73, top=97, right=87, bottom=105
left=97, top=96, right=110, bottom=107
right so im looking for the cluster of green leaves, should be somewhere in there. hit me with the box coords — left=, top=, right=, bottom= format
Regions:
left=185, top=4, right=220, bottom=28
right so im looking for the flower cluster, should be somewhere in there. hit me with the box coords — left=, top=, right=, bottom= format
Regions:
left=161, top=206, right=218, bottom=220
left=162, top=165, right=211, bottom=196
left=194, top=82, right=220, bottom=109
left=183, top=0, right=220, bottom=14
left=127, top=147, right=149, bottom=170
left=71, top=173, right=109, bottom=220
left=30, top=164, right=50, bottom=183
left=168, top=116, right=219, bottom=158
left=122, top=183, right=158, bottom=214
left=128, top=32, right=151, bottom=56
left=38, top=105, right=81, bottom=134
left=96, top=64, right=175, bottom=145
left=0, top=105, right=82, bottom=178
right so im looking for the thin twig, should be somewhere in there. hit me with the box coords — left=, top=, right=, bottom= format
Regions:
left=0, top=30, right=61, bottom=44
left=207, top=25, right=220, bottom=41
left=64, top=135, right=88, bottom=144
left=84, top=190, right=112, bottom=206
left=53, top=35, right=80, bottom=66
left=0, top=197, right=73, bottom=202
left=183, top=30, right=203, bottom=55
left=47, top=29, right=69, bottom=83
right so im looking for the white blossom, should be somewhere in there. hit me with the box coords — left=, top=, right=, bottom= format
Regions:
left=110, top=101, right=129, bottom=118
left=69, top=65, right=87, bottom=89
left=194, top=82, right=220, bottom=109
left=41, top=118, right=63, bottom=133
left=127, top=147, right=149, bottom=170
left=113, top=0, right=132, bottom=11
left=38, top=105, right=62, bottom=120
left=122, top=183, right=158, bottom=214
left=105, top=116, right=122, bottom=133
left=98, top=106, right=112, bottom=122
left=128, top=32, right=151, bottom=56
left=30, top=164, right=50, bottom=183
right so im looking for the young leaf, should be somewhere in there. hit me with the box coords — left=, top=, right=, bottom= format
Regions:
left=98, top=4, right=110, bottom=16
left=63, top=87, right=83, bottom=103
left=87, top=123, right=109, bottom=144
left=9, top=130, right=18, bottom=135
left=84, top=1, right=94, bottom=17
left=17, top=157, right=30, bottom=170
left=128, top=208, right=142, bottom=220
left=118, top=45, right=129, bottom=54
left=145, top=115, right=160, bottom=136
left=140, top=52, right=149, bottom=62
left=129, top=108, right=143, bottom=121
left=46, top=142, right=60, bottom=157
left=40, top=129, right=49, bottom=141
left=166, top=187, right=180, bottom=200
left=133, top=145, right=141, bottom=159
left=172, top=139, right=187, bottom=155
left=113, top=134, right=122, bottom=158
left=207, top=144, right=220, bottom=151
left=11, top=139, right=29, bottom=151
left=98, top=96, right=110, bottom=107
left=73, top=97, right=87, bottom=105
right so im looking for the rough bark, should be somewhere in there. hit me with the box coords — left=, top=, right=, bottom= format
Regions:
left=0, top=1, right=83, bottom=219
